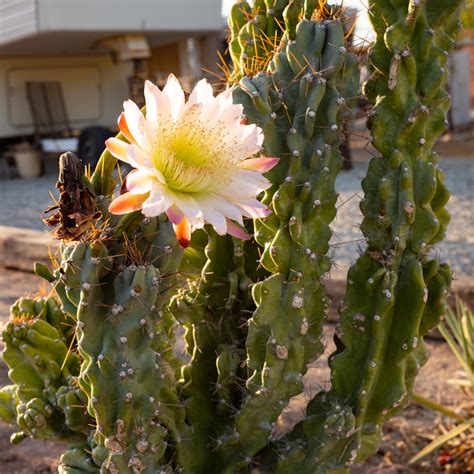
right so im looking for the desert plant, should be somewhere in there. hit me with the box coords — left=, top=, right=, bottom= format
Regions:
left=0, top=295, right=96, bottom=469
left=439, top=297, right=474, bottom=389
left=409, top=298, right=474, bottom=466
left=0, top=0, right=465, bottom=473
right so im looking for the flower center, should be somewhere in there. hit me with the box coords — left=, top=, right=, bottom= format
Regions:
left=151, top=111, right=236, bottom=193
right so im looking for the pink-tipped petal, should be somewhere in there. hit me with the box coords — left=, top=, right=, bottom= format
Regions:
left=163, top=74, right=185, bottom=120
left=238, top=201, right=272, bottom=219
left=173, top=218, right=192, bottom=248
left=166, top=205, right=184, bottom=225
left=118, top=112, right=137, bottom=145
left=126, top=169, right=154, bottom=195
left=122, top=99, right=152, bottom=151
left=226, top=219, right=251, bottom=240
left=109, top=192, right=148, bottom=215
left=188, top=78, right=214, bottom=106
left=144, top=79, right=171, bottom=127
left=240, top=157, right=280, bottom=173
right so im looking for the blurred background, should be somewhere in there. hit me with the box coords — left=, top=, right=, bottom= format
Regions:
left=0, top=0, right=471, bottom=175
left=0, top=0, right=470, bottom=174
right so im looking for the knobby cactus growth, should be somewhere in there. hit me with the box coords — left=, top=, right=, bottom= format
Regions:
left=224, top=1, right=360, bottom=467
left=283, top=0, right=463, bottom=469
left=0, top=296, right=94, bottom=468
left=0, top=1, right=463, bottom=473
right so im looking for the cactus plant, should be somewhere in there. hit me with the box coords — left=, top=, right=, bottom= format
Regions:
left=280, top=0, right=463, bottom=471
left=221, top=6, right=359, bottom=467
left=0, top=1, right=464, bottom=473
left=0, top=295, right=97, bottom=470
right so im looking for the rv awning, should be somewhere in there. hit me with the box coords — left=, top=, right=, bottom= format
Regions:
left=0, top=0, right=223, bottom=55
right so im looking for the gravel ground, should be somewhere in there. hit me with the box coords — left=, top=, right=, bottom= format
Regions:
left=0, top=157, right=472, bottom=277
left=331, top=157, right=474, bottom=278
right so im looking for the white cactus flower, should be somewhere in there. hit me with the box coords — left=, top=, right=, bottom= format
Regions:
left=107, top=75, right=278, bottom=247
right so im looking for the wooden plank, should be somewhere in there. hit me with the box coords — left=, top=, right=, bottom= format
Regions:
left=0, top=225, right=57, bottom=272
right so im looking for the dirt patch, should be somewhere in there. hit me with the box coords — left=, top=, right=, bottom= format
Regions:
left=0, top=424, right=62, bottom=474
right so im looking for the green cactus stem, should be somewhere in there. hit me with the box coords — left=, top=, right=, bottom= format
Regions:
left=0, top=296, right=90, bottom=445
left=280, top=1, right=463, bottom=471
left=214, top=12, right=359, bottom=468
left=48, top=215, right=188, bottom=473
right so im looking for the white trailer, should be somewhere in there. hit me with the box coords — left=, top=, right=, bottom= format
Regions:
left=0, top=0, right=223, bottom=168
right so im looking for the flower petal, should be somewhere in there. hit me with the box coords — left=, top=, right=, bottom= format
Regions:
left=173, top=217, right=192, bottom=248
left=109, top=192, right=148, bottom=214
left=105, top=137, right=128, bottom=161
left=163, top=74, right=185, bottom=121
left=240, top=157, right=280, bottom=173
left=226, top=219, right=251, bottom=240
left=222, top=169, right=272, bottom=199
left=216, top=87, right=233, bottom=108
left=141, top=183, right=174, bottom=217
left=122, top=100, right=151, bottom=151
left=144, top=80, right=171, bottom=130
left=126, top=169, right=154, bottom=195
left=171, top=192, right=202, bottom=223
left=118, top=112, right=137, bottom=145
left=236, top=199, right=272, bottom=218
left=239, top=124, right=264, bottom=154
left=106, top=138, right=154, bottom=170
left=195, top=194, right=244, bottom=226
left=188, top=78, right=214, bottom=106
left=166, top=204, right=184, bottom=225
left=220, top=103, right=244, bottom=123
left=197, top=199, right=227, bottom=235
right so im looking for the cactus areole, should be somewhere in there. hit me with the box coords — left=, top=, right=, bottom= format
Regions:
left=0, top=1, right=463, bottom=473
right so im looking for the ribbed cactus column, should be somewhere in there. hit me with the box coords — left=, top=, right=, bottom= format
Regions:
left=286, top=0, right=463, bottom=471
left=169, top=229, right=258, bottom=472
left=229, top=0, right=291, bottom=80
left=52, top=216, right=188, bottom=473
left=216, top=13, right=359, bottom=468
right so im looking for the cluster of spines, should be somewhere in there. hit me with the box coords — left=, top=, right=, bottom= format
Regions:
left=228, top=0, right=289, bottom=81
left=228, top=1, right=346, bottom=82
